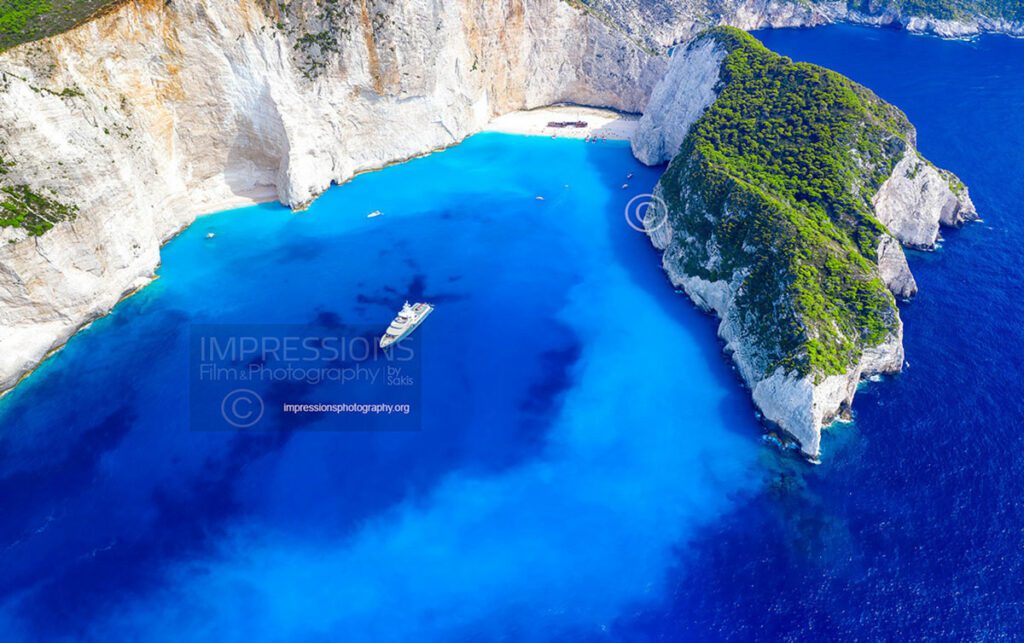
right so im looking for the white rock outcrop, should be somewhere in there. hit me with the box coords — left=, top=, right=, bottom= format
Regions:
left=0, top=0, right=668, bottom=394
left=873, top=151, right=978, bottom=249
left=876, top=233, right=918, bottom=299
left=630, top=37, right=725, bottom=165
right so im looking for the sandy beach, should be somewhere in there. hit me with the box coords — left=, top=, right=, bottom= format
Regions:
left=484, top=104, right=639, bottom=141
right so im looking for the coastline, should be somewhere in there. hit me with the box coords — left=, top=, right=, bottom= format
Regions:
left=0, top=108, right=634, bottom=400
left=0, top=188, right=278, bottom=401
left=484, top=105, right=639, bottom=141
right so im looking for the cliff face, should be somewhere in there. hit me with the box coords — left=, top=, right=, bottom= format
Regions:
left=0, top=0, right=666, bottom=393
left=632, top=28, right=976, bottom=459
left=873, top=151, right=978, bottom=249
left=6, top=0, right=1022, bottom=58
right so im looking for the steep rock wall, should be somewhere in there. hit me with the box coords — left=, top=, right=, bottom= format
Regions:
left=873, top=151, right=978, bottom=249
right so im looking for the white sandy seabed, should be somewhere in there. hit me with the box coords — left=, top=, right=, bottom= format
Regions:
left=483, top=105, right=639, bottom=141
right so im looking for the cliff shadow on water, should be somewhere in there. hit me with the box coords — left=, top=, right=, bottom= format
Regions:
left=583, top=139, right=774, bottom=450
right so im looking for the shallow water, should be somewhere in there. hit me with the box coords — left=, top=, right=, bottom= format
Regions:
left=0, top=135, right=764, bottom=640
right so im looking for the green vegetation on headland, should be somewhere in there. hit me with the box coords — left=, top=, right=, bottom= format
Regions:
left=0, top=0, right=118, bottom=52
left=659, top=27, right=909, bottom=380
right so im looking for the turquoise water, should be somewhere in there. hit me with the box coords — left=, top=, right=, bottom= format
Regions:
left=0, top=135, right=764, bottom=640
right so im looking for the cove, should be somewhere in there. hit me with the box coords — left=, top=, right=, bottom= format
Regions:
left=0, top=134, right=764, bottom=640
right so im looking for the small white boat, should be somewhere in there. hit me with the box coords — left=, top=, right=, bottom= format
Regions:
left=535, top=196, right=545, bottom=201
left=627, top=172, right=634, bottom=179
left=621, top=183, right=629, bottom=189
left=205, top=232, right=216, bottom=239
left=380, top=302, right=434, bottom=349
left=368, top=210, right=383, bottom=218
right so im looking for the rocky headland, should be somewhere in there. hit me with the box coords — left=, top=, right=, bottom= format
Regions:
left=631, top=27, right=976, bottom=458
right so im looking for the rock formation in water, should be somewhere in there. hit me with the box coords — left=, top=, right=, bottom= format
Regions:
left=631, top=27, right=976, bottom=459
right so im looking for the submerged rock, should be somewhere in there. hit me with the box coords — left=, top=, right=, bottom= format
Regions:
left=632, top=27, right=975, bottom=459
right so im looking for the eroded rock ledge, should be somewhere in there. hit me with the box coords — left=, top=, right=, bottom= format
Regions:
left=632, top=27, right=976, bottom=459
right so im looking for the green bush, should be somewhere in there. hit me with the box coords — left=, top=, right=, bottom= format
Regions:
left=0, top=1, right=51, bottom=37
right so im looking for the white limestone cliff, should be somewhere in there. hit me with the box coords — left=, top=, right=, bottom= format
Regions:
left=632, top=35, right=974, bottom=459
left=873, top=151, right=978, bottom=249
left=630, top=37, right=725, bottom=166
left=789, top=1, right=1024, bottom=39
left=876, top=233, right=917, bottom=299
left=0, top=0, right=668, bottom=394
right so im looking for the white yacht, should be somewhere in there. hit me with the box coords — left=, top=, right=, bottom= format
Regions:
left=379, top=302, right=433, bottom=349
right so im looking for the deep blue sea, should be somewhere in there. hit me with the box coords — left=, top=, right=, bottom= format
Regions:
left=0, top=24, right=1021, bottom=641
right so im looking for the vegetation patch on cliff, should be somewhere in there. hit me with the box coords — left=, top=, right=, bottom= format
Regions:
left=0, top=0, right=119, bottom=51
left=659, top=27, right=909, bottom=380
left=0, top=170, right=78, bottom=236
